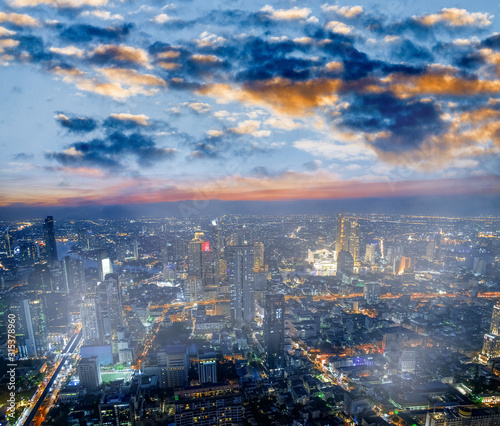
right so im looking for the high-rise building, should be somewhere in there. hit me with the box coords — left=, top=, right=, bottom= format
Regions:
left=43, top=216, right=58, bottom=265
left=158, top=345, right=189, bottom=389
left=81, top=296, right=103, bottom=345
left=253, top=242, right=264, bottom=272
left=78, top=229, right=90, bottom=251
left=198, top=351, right=218, bottom=384
left=364, top=244, right=376, bottom=264
left=174, top=382, right=242, bottom=426
left=264, top=294, right=285, bottom=371
left=399, top=349, right=416, bottom=373
left=337, top=250, right=354, bottom=275
left=97, top=250, right=113, bottom=282
left=188, top=238, right=203, bottom=278
left=97, top=275, right=123, bottom=359
left=99, top=394, right=133, bottom=426
left=11, top=298, right=47, bottom=358
left=335, top=213, right=359, bottom=267
left=62, top=256, right=85, bottom=295
left=201, top=247, right=219, bottom=288
left=364, top=283, right=380, bottom=305
left=28, top=263, right=54, bottom=292
left=79, top=356, right=102, bottom=392
left=227, top=245, right=254, bottom=326
left=482, top=305, right=500, bottom=361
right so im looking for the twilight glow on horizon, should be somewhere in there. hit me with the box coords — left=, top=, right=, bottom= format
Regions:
left=0, top=0, right=499, bottom=207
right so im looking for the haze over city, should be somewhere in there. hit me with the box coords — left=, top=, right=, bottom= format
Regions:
left=1, top=0, right=500, bottom=425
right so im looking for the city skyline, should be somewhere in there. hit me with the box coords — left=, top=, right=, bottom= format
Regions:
left=0, top=0, right=499, bottom=210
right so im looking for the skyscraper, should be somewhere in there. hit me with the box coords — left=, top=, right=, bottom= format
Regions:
left=79, top=356, right=102, bottom=392
left=264, top=294, right=285, bottom=371
left=81, top=296, right=103, bottom=345
left=198, top=351, right=218, bottom=384
left=253, top=242, right=264, bottom=272
left=97, top=275, right=123, bottom=359
left=43, top=216, right=58, bottom=265
left=158, top=345, right=189, bottom=388
left=364, top=244, right=376, bottom=264
left=97, top=250, right=113, bottom=282
left=227, top=245, right=254, bottom=326
left=364, top=283, right=380, bottom=305
left=335, top=213, right=359, bottom=268
left=482, top=305, right=500, bottom=361
left=11, top=298, right=47, bottom=358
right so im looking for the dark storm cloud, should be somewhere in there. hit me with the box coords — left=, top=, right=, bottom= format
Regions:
left=59, top=23, right=133, bottom=43
left=55, top=113, right=98, bottom=133
left=340, top=93, right=446, bottom=153
left=14, top=35, right=52, bottom=62
left=46, top=131, right=177, bottom=169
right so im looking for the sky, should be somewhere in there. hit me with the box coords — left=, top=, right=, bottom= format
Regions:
left=0, top=0, right=499, bottom=211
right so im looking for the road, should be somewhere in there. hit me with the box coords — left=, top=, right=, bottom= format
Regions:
left=20, top=330, right=82, bottom=426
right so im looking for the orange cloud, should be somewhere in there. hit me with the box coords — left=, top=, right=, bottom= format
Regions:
left=198, top=77, right=342, bottom=116
left=92, top=44, right=150, bottom=67
left=414, top=8, right=491, bottom=27
left=0, top=11, right=39, bottom=26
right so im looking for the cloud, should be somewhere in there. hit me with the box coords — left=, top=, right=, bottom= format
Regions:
left=293, top=139, right=373, bottom=161
left=260, top=5, right=311, bottom=21
left=46, top=131, right=178, bottom=170
left=98, top=67, right=165, bottom=87
left=59, top=23, right=132, bottom=44
left=152, top=13, right=178, bottom=24
left=90, top=44, right=150, bottom=67
left=108, top=113, right=149, bottom=126
left=207, top=129, right=223, bottom=137
left=303, top=159, right=322, bottom=171
left=264, top=116, right=302, bottom=130
left=321, top=5, right=363, bottom=18
left=229, top=120, right=270, bottom=137
left=0, top=27, right=16, bottom=36
left=198, top=78, right=342, bottom=116
left=8, top=0, right=108, bottom=8
left=326, top=21, right=353, bottom=35
left=52, top=66, right=160, bottom=98
left=0, top=12, right=39, bottom=27
left=81, top=10, right=123, bottom=21
left=413, top=8, right=492, bottom=27
left=49, top=45, right=85, bottom=57
left=55, top=113, right=98, bottom=133
left=187, top=102, right=211, bottom=113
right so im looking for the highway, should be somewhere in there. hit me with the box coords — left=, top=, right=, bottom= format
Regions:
left=19, top=330, right=82, bottom=426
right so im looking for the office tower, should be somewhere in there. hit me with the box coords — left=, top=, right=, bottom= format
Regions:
left=399, top=349, right=416, bottom=373
left=186, top=276, right=203, bottom=302
left=202, top=247, right=219, bottom=287
left=335, top=212, right=347, bottom=253
left=426, top=240, right=435, bottom=259
left=97, top=250, right=113, bottom=282
left=264, top=294, right=285, bottom=371
left=364, top=243, right=376, bottom=264
left=5, top=229, right=13, bottom=257
left=394, top=256, right=413, bottom=275
left=335, top=213, right=359, bottom=267
left=490, top=305, right=500, bottom=335
left=18, top=241, right=37, bottom=266
left=174, top=382, right=242, bottom=426
left=97, top=275, right=123, bottom=359
left=62, top=256, right=85, bottom=295
left=482, top=305, right=500, bottom=360
left=42, top=292, right=69, bottom=334
left=11, top=298, right=47, bottom=358
left=364, top=283, right=380, bottom=305
left=78, top=356, right=102, bottom=392
left=99, top=395, right=133, bottom=426
left=133, top=238, right=139, bottom=260
left=78, top=229, right=90, bottom=250
left=227, top=245, right=254, bottom=326
left=28, top=263, right=54, bottom=292
left=81, top=296, right=103, bottom=345
left=158, top=345, right=189, bottom=388
left=348, top=220, right=360, bottom=267
left=198, top=351, right=218, bottom=384
left=187, top=238, right=203, bottom=278
left=337, top=250, right=354, bottom=275
left=253, top=242, right=264, bottom=272
left=212, top=219, right=223, bottom=256
left=43, top=216, right=58, bottom=265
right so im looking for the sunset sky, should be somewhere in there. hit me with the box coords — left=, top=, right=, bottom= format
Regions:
left=1, top=0, right=499, bottom=208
